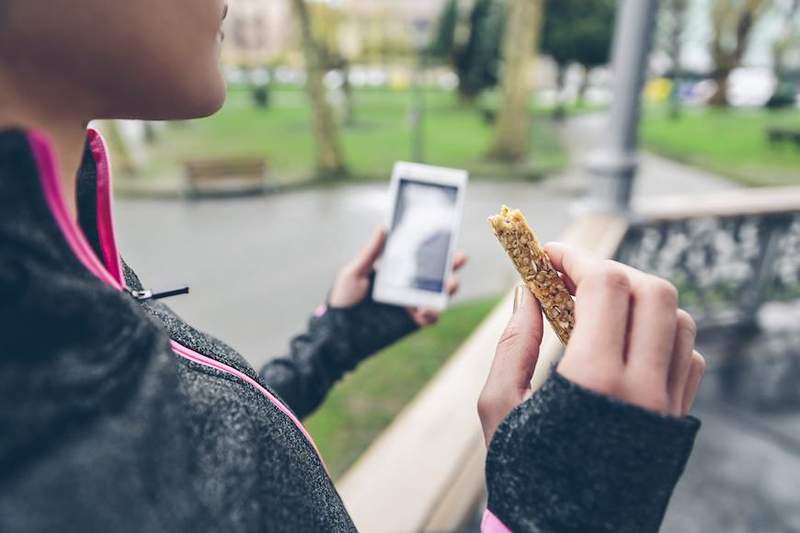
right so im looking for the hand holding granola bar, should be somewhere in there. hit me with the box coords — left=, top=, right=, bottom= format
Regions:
left=488, top=206, right=574, bottom=345
left=479, top=208, right=706, bottom=447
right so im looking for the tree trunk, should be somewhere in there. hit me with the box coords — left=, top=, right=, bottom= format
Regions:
left=667, top=0, right=688, bottom=120
left=708, top=0, right=766, bottom=108
left=552, top=63, right=566, bottom=121
left=489, top=0, right=543, bottom=162
left=289, top=0, right=348, bottom=178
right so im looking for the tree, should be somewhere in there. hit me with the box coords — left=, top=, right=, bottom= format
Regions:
left=768, top=0, right=800, bottom=108
left=772, top=0, right=800, bottom=80
left=428, top=0, right=505, bottom=103
left=289, top=0, right=348, bottom=178
left=540, top=0, right=616, bottom=112
left=708, top=0, right=769, bottom=107
left=429, top=0, right=460, bottom=61
left=658, top=0, right=690, bottom=119
left=489, top=0, right=543, bottom=162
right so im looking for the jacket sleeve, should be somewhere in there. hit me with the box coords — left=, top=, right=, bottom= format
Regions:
left=484, top=371, right=701, bottom=533
left=259, top=294, right=418, bottom=419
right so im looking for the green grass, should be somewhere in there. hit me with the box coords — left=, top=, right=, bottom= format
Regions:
left=132, top=86, right=566, bottom=187
left=642, top=106, right=800, bottom=186
left=304, top=295, right=500, bottom=479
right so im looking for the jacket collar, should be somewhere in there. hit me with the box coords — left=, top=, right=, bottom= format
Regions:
left=0, top=127, right=124, bottom=290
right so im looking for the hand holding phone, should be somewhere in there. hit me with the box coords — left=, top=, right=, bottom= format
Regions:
left=373, top=162, right=468, bottom=311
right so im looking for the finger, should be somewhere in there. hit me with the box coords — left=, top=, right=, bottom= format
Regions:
left=544, top=242, right=599, bottom=289
left=667, top=310, right=696, bottom=416
left=352, top=226, right=387, bottom=275
left=625, top=275, right=679, bottom=387
left=452, top=252, right=468, bottom=272
left=409, top=307, right=439, bottom=327
left=487, top=288, right=544, bottom=396
left=558, top=271, right=577, bottom=295
left=546, top=242, right=650, bottom=295
left=565, top=263, right=631, bottom=370
left=446, top=277, right=461, bottom=297
left=681, top=351, right=706, bottom=416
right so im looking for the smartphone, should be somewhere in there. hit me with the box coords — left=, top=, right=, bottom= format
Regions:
left=373, top=162, right=468, bottom=311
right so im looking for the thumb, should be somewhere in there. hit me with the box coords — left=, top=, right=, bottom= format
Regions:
left=352, top=225, right=387, bottom=275
left=490, top=287, right=544, bottom=399
left=479, top=287, right=544, bottom=445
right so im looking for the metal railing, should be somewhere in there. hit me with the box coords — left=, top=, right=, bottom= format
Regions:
left=624, top=187, right=800, bottom=330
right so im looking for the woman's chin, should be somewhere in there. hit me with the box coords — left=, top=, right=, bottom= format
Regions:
left=144, top=77, right=227, bottom=121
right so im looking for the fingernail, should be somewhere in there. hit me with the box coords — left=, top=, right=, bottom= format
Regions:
left=513, top=285, right=526, bottom=313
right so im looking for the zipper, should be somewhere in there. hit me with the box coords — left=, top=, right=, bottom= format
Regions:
left=126, top=286, right=190, bottom=302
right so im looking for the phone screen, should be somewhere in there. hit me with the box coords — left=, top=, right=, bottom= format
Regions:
left=381, top=178, right=459, bottom=293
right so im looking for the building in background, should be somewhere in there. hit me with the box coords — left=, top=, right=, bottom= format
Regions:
left=223, top=0, right=449, bottom=65
left=223, top=0, right=294, bottom=65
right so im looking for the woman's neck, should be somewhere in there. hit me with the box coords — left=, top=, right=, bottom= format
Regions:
left=0, top=106, right=87, bottom=221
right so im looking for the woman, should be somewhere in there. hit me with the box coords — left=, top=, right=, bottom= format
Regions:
left=0, top=2, right=705, bottom=532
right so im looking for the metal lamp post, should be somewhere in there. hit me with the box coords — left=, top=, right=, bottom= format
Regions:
left=411, top=18, right=431, bottom=163
left=584, top=0, right=659, bottom=213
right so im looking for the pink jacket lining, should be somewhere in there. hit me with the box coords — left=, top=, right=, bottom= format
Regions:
left=26, top=129, right=324, bottom=463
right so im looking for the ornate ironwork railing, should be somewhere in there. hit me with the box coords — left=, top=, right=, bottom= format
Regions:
left=616, top=210, right=800, bottom=330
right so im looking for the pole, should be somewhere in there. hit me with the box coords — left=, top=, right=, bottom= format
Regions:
left=584, top=0, right=659, bottom=213
left=411, top=18, right=429, bottom=163
left=411, top=52, right=426, bottom=163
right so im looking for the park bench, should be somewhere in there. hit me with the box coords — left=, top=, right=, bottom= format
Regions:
left=766, top=127, right=800, bottom=149
left=184, top=157, right=270, bottom=197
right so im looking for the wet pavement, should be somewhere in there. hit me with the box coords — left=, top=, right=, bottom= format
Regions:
left=115, top=180, right=566, bottom=366
left=664, top=309, right=800, bottom=533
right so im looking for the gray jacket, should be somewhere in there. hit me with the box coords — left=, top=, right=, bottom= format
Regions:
left=0, top=129, right=700, bottom=533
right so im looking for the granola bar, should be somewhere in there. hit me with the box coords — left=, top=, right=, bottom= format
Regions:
left=488, top=206, right=574, bottom=345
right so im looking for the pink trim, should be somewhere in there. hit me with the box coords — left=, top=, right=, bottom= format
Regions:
left=87, top=128, right=124, bottom=285
left=481, top=510, right=512, bottom=533
left=170, top=340, right=325, bottom=462
left=26, top=131, right=120, bottom=289
left=314, top=304, right=327, bottom=318
left=27, top=129, right=325, bottom=468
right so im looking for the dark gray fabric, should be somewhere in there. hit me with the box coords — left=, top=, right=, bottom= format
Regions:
left=486, top=371, right=701, bottom=533
left=1, top=128, right=700, bottom=533
left=123, top=262, right=359, bottom=532
left=0, top=129, right=209, bottom=533
left=261, top=286, right=419, bottom=419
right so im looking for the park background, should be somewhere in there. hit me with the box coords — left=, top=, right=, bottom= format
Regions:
left=104, top=0, right=800, bottom=530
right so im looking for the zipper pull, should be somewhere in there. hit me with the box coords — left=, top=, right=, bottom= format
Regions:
left=127, top=286, right=190, bottom=302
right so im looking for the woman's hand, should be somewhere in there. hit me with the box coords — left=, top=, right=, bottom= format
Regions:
left=478, top=242, right=705, bottom=446
left=328, top=226, right=467, bottom=327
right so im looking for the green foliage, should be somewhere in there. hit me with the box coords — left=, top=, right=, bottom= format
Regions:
left=455, top=0, right=506, bottom=100
left=428, top=0, right=459, bottom=61
left=428, top=0, right=506, bottom=101
left=305, top=296, right=501, bottom=479
left=541, top=0, right=616, bottom=70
